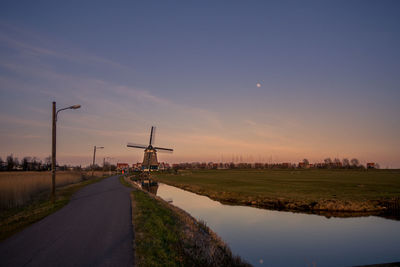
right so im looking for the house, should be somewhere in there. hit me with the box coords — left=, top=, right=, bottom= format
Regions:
left=158, top=162, right=170, bottom=171
left=367, top=163, right=376, bottom=169
left=117, top=163, right=129, bottom=173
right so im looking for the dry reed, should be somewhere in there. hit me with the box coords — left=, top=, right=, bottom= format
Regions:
left=0, top=171, right=86, bottom=210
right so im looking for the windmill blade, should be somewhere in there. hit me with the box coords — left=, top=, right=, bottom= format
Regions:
left=154, top=146, right=173, bottom=152
left=149, top=126, right=156, bottom=146
left=127, top=143, right=147, bottom=149
left=152, top=126, right=156, bottom=145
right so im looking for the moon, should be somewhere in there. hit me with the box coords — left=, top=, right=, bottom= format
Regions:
left=256, top=82, right=262, bottom=88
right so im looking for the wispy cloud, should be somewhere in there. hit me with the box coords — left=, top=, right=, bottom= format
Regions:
left=0, top=114, right=48, bottom=128
left=0, top=132, right=43, bottom=140
left=0, top=23, right=135, bottom=72
left=0, top=33, right=224, bottom=136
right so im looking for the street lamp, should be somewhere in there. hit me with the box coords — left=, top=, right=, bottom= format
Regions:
left=52, top=101, right=81, bottom=203
left=92, top=146, right=104, bottom=177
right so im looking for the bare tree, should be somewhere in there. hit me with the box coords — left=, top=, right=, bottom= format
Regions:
left=44, top=156, right=52, bottom=170
left=22, top=157, right=31, bottom=171
left=323, top=158, right=331, bottom=168
left=342, top=158, right=350, bottom=168
left=14, top=157, right=20, bottom=168
left=350, top=158, right=360, bottom=168
left=334, top=158, right=341, bottom=168
left=32, top=157, right=41, bottom=170
left=6, top=154, right=15, bottom=171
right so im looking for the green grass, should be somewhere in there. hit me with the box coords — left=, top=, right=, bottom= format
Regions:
left=154, top=169, right=400, bottom=203
left=120, top=176, right=187, bottom=266
left=0, top=176, right=105, bottom=241
left=131, top=189, right=188, bottom=267
left=119, top=175, right=131, bottom=187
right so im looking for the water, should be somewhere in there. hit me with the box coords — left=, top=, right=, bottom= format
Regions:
left=155, top=183, right=400, bottom=267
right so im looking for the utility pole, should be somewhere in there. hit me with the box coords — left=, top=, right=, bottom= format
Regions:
left=51, top=102, right=56, bottom=203
left=92, top=146, right=104, bottom=177
left=92, top=146, right=96, bottom=177
left=103, top=157, right=106, bottom=176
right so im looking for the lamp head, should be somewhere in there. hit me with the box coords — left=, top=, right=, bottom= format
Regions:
left=70, top=105, right=81, bottom=109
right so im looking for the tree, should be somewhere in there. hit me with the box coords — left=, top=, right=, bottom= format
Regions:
left=0, top=157, right=3, bottom=170
left=14, top=157, right=20, bottom=168
left=303, top=158, right=309, bottom=165
left=22, top=157, right=31, bottom=171
left=342, top=158, right=350, bottom=168
left=334, top=158, right=341, bottom=168
left=44, top=156, right=52, bottom=170
left=324, top=158, right=332, bottom=168
left=32, top=157, right=40, bottom=170
left=6, top=154, right=15, bottom=171
left=350, top=158, right=359, bottom=168
left=103, top=162, right=111, bottom=171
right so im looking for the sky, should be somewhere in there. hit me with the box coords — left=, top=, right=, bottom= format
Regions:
left=0, top=1, right=399, bottom=168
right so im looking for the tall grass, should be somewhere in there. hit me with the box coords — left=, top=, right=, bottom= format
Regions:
left=0, top=171, right=88, bottom=210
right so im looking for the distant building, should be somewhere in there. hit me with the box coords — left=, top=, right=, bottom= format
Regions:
left=132, top=162, right=142, bottom=171
left=158, top=162, right=170, bottom=171
left=281, top=163, right=290, bottom=168
left=117, top=163, right=129, bottom=172
left=298, top=162, right=309, bottom=168
left=367, top=163, right=376, bottom=169
left=254, top=163, right=264, bottom=169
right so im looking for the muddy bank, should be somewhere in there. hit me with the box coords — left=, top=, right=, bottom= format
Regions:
left=154, top=181, right=400, bottom=219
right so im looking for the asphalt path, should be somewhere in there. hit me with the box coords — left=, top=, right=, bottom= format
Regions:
left=0, top=175, right=133, bottom=267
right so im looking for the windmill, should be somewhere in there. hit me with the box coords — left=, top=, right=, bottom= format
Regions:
left=127, top=126, right=173, bottom=171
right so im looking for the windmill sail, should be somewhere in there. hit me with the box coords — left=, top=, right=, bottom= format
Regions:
left=127, top=143, right=147, bottom=149
left=149, top=126, right=156, bottom=146
left=154, top=147, right=173, bottom=151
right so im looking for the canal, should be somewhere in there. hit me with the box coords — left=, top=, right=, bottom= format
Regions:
left=155, top=183, right=400, bottom=267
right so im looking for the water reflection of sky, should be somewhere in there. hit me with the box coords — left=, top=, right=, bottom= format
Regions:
left=157, top=184, right=400, bottom=267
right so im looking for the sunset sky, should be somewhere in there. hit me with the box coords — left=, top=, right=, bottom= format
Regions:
left=1, top=1, right=399, bottom=168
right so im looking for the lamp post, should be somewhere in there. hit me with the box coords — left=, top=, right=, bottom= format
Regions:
left=92, top=146, right=104, bottom=177
left=52, top=101, right=81, bottom=203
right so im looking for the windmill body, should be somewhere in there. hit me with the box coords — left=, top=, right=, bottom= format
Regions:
left=127, top=126, right=173, bottom=171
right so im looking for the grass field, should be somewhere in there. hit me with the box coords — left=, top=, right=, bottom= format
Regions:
left=153, top=169, right=400, bottom=214
left=0, top=171, right=105, bottom=210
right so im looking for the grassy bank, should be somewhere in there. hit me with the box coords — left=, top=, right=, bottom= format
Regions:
left=0, top=175, right=106, bottom=241
left=153, top=169, right=400, bottom=215
left=121, top=176, right=249, bottom=267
